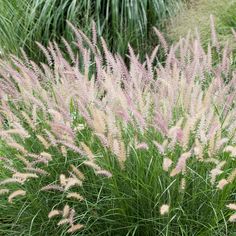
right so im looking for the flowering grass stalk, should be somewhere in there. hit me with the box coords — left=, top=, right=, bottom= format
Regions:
left=0, top=21, right=235, bottom=235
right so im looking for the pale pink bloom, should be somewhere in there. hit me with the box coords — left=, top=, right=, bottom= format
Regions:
left=40, top=152, right=52, bottom=161
left=67, top=192, right=84, bottom=201
left=48, top=210, right=61, bottom=218
left=163, top=158, right=173, bottom=172
left=63, top=204, right=70, bottom=218
left=41, top=184, right=64, bottom=192
left=227, top=168, right=236, bottom=183
left=64, top=178, right=82, bottom=191
left=60, top=174, right=67, bottom=186
left=224, top=146, right=236, bottom=157
left=0, top=189, right=9, bottom=195
left=83, top=160, right=101, bottom=171
left=176, top=129, right=183, bottom=142
left=24, top=167, right=48, bottom=175
left=136, top=142, right=149, bottom=150
left=226, top=203, right=236, bottom=211
left=13, top=172, right=38, bottom=182
left=210, top=15, right=219, bottom=50
left=67, top=224, right=84, bottom=233
left=210, top=168, right=223, bottom=184
left=180, top=177, right=186, bottom=191
left=36, top=135, right=50, bottom=149
left=80, top=142, right=94, bottom=160
left=160, top=204, right=170, bottom=215
left=193, top=146, right=200, bottom=156
left=8, top=142, right=27, bottom=154
left=170, top=152, right=191, bottom=177
left=229, top=214, right=236, bottom=222
left=216, top=138, right=228, bottom=150
left=116, top=110, right=130, bottom=123
left=153, top=27, right=168, bottom=55
left=168, top=126, right=183, bottom=143
left=70, top=164, right=85, bottom=181
left=153, top=141, right=165, bottom=154
left=8, top=190, right=26, bottom=203
left=155, top=113, right=168, bottom=135
left=0, top=178, right=23, bottom=185
left=59, top=141, right=85, bottom=156
left=95, top=170, right=112, bottom=178
left=57, top=219, right=70, bottom=226
left=210, top=161, right=226, bottom=184
left=217, top=179, right=228, bottom=190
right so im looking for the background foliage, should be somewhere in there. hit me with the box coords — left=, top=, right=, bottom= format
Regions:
left=169, top=0, right=236, bottom=49
left=0, top=0, right=185, bottom=61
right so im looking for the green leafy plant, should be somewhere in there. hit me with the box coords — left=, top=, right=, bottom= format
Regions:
left=0, top=0, right=184, bottom=61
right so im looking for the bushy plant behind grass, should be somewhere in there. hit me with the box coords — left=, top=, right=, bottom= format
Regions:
left=0, top=0, right=184, bottom=62
left=0, top=23, right=236, bottom=235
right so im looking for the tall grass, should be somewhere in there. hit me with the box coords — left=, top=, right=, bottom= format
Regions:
left=0, top=22, right=236, bottom=235
left=0, top=0, right=79, bottom=60
left=0, top=0, right=184, bottom=61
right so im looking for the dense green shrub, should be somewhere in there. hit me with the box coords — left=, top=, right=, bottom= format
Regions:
left=0, top=0, right=184, bottom=61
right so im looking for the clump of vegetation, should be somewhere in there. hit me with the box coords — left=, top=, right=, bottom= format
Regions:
left=0, top=0, right=184, bottom=61
left=168, top=0, right=236, bottom=50
left=0, top=22, right=236, bottom=235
